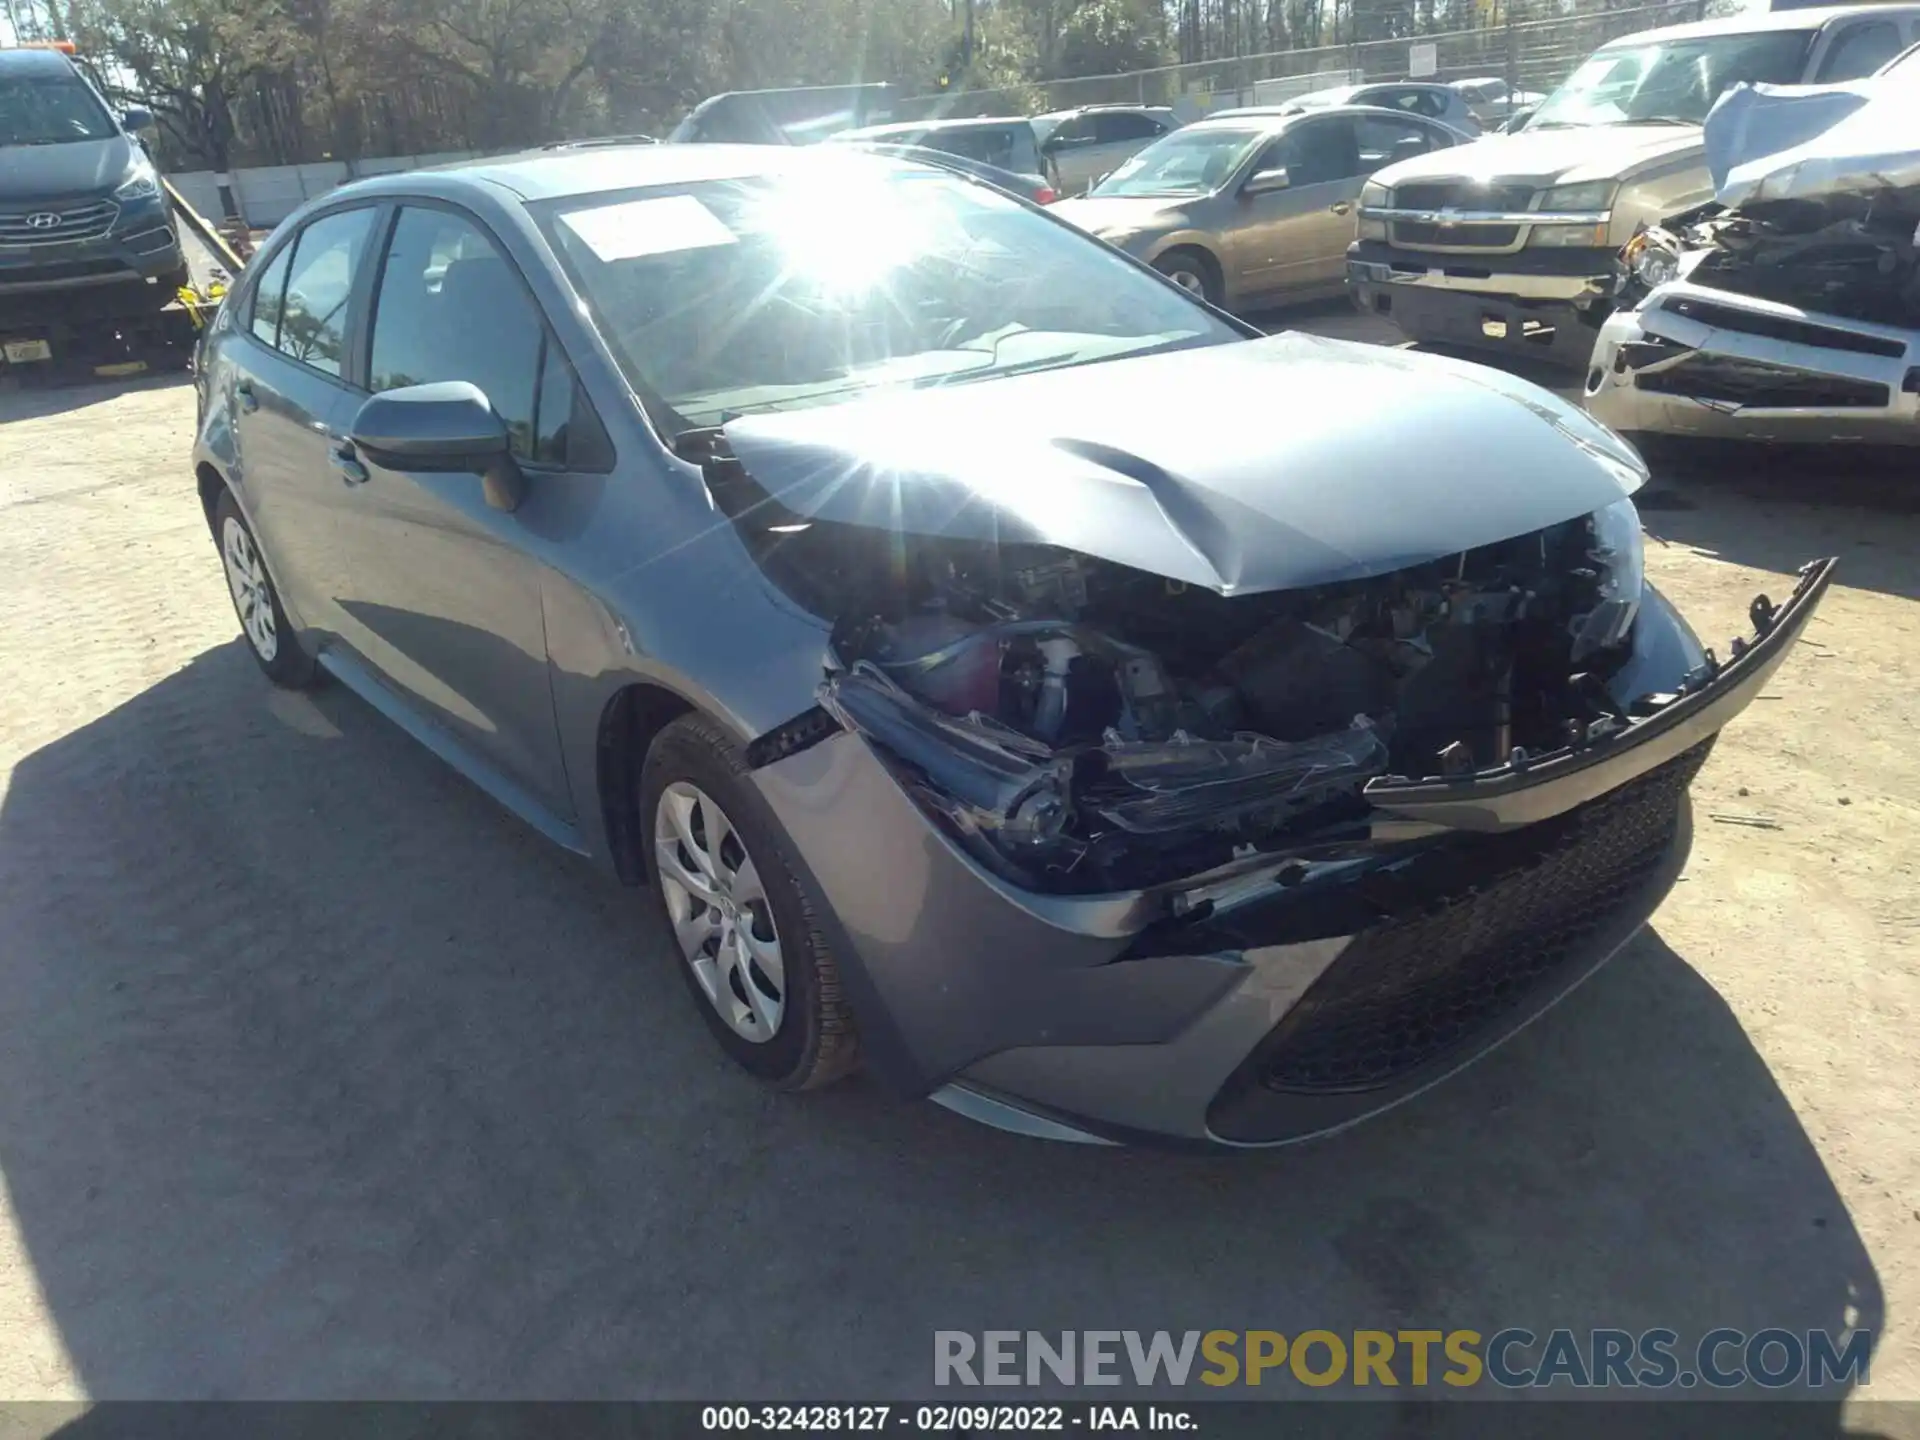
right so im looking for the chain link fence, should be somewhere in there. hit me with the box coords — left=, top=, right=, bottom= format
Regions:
left=911, top=0, right=1722, bottom=120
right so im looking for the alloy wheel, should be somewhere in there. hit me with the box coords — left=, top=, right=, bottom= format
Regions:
left=220, top=515, right=279, bottom=662
left=654, top=781, right=786, bottom=1043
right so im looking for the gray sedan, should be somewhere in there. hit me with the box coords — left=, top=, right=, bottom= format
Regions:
left=1051, top=106, right=1468, bottom=309
left=192, top=142, right=1830, bottom=1147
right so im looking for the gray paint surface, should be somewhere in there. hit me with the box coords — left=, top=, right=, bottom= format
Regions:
left=190, top=142, right=1791, bottom=1146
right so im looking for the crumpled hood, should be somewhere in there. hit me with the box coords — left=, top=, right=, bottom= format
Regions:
left=0, top=135, right=134, bottom=203
left=1705, top=77, right=1920, bottom=207
left=721, top=332, right=1647, bottom=596
left=1376, top=123, right=1703, bottom=190
left=1049, top=195, right=1192, bottom=239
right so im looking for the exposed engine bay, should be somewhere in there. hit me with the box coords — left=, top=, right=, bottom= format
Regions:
left=1689, top=192, right=1920, bottom=327
left=745, top=511, right=1642, bottom=893
left=1621, top=191, right=1920, bottom=326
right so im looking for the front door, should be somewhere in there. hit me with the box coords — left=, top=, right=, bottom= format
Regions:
left=330, top=203, right=574, bottom=816
left=1227, top=118, right=1365, bottom=300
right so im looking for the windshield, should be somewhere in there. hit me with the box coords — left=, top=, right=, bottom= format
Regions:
left=541, top=160, right=1239, bottom=429
left=1089, top=126, right=1262, bottom=197
left=1529, top=30, right=1815, bottom=128
left=0, top=72, right=118, bottom=146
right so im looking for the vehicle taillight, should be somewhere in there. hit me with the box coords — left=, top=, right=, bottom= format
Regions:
left=1033, top=186, right=1058, bottom=205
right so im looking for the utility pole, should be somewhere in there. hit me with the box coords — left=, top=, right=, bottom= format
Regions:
left=963, top=0, right=976, bottom=69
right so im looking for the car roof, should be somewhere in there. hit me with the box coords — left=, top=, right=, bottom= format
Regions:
left=0, top=47, right=81, bottom=76
left=1034, top=104, right=1174, bottom=121
left=1188, top=103, right=1458, bottom=132
left=1601, top=2, right=1920, bottom=45
left=329, top=142, right=939, bottom=205
left=838, top=141, right=1039, bottom=184
left=836, top=117, right=1032, bottom=139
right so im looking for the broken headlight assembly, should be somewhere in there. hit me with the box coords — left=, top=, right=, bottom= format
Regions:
left=789, top=506, right=1656, bottom=894
left=1572, top=496, right=1644, bottom=663
left=1622, top=227, right=1683, bottom=295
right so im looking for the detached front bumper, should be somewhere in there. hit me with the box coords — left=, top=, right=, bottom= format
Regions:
left=1347, top=239, right=1615, bottom=369
left=753, top=565, right=1833, bottom=1147
left=1586, top=281, right=1920, bottom=446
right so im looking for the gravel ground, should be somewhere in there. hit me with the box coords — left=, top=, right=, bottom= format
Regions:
left=0, top=313, right=1916, bottom=1419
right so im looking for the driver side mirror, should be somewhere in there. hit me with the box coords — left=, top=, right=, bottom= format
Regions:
left=350, top=381, right=527, bottom=512
left=120, top=106, right=155, bottom=133
left=1243, top=166, right=1291, bottom=196
left=1503, top=105, right=1538, bottom=133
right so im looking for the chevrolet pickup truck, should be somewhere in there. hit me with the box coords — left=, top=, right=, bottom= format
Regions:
left=1346, top=4, right=1920, bottom=368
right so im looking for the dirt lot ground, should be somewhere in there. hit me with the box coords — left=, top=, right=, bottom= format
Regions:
left=0, top=310, right=1916, bottom=1419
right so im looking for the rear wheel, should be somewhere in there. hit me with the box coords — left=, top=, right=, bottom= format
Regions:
left=1155, top=248, right=1220, bottom=306
left=641, top=714, right=858, bottom=1090
left=213, top=490, right=315, bottom=688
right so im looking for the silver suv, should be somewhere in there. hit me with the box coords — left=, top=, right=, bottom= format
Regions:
left=1032, top=105, right=1180, bottom=195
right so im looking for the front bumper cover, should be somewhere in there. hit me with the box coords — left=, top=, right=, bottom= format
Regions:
left=1347, top=239, right=1615, bottom=368
left=1586, top=281, right=1920, bottom=446
left=753, top=563, right=1834, bottom=1147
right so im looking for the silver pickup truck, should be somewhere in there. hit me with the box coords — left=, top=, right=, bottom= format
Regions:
left=1346, top=3, right=1920, bottom=367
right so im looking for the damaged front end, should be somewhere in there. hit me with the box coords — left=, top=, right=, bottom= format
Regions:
left=697, top=399, right=1833, bottom=1141
left=796, top=509, right=1662, bottom=895
left=1588, top=74, right=1920, bottom=444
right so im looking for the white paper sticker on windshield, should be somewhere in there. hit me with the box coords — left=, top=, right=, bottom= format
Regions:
left=559, top=195, right=738, bottom=262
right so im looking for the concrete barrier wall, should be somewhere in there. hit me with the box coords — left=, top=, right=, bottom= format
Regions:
left=167, top=153, right=485, bottom=229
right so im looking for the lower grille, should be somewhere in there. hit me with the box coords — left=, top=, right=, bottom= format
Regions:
left=0, top=258, right=130, bottom=285
left=1243, top=741, right=1708, bottom=1097
left=1639, top=355, right=1890, bottom=409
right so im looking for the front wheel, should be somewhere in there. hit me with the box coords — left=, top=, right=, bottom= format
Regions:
left=641, top=714, right=859, bottom=1090
left=1155, top=249, right=1220, bottom=306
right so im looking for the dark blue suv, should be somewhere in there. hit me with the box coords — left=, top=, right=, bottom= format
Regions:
left=0, top=45, right=187, bottom=309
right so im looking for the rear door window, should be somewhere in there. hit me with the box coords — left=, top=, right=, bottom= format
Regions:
left=1356, top=116, right=1438, bottom=171
left=1815, top=19, right=1903, bottom=79
left=1092, top=112, right=1165, bottom=143
left=247, top=245, right=293, bottom=348
left=274, top=207, right=376, bottom=378
left=1264, top=119, right=1360, bottom=186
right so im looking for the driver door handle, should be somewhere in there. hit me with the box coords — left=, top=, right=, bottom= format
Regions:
left=329, top=441, right=370, bottom=487
left=1331, top=201, right=1353, bottom=216
left=235, top=379, right=259, bottom=413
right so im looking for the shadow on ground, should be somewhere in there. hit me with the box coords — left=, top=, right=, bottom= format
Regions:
left=0, top=636, right=1883, bottom=1404
left=0, top=372, right=191, bottom=423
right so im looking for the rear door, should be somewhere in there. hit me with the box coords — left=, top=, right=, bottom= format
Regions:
left=1227, top=117, right=1364, bottom=298
left=329, top=201, right=581, bottom=816
left=226, top=204, right=381, bottom=641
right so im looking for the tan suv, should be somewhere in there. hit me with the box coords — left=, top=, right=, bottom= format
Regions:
left=1347, top=3, right=1920, bottom=367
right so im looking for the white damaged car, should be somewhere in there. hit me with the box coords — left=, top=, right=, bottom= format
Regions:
left=1585, top=44, right=1920, bottom=445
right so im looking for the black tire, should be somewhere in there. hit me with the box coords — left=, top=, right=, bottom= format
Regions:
left=211, top=489, right=317, bottom=688
left=1155, top=247, right=1220, bottom=306
left=641, top=713, right=859, bottom=1090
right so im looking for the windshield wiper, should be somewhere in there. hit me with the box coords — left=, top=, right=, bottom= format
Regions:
left=1628, top=115, right=1700, bottom=126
